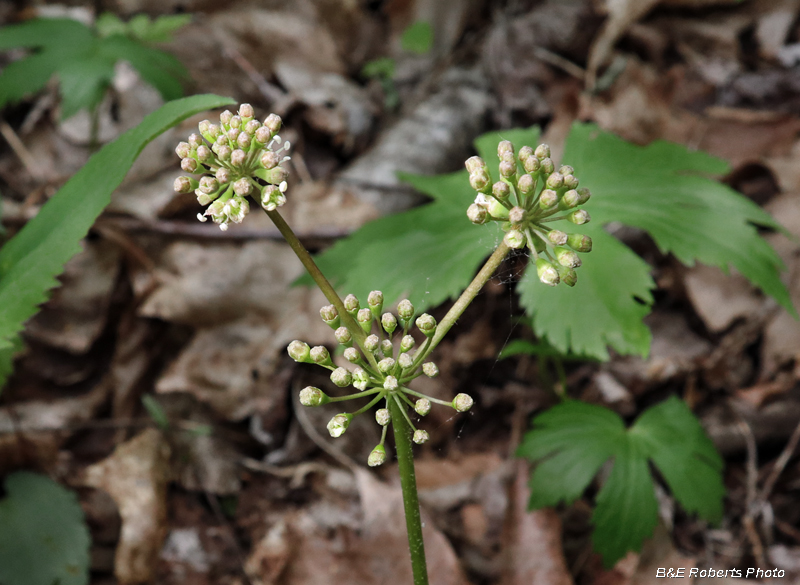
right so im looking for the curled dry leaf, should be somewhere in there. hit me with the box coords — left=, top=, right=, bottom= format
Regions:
left=83, top=429, right=171, bottom=585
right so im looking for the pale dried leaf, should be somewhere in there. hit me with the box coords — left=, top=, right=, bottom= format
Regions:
left=84, top=429, right=171, bottom=584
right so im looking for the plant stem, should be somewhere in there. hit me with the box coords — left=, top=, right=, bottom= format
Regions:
left=418, top=242, right=511, bottom=362
left=389, top=396, right=429, bottom=585
left=265, top=209, right=379, bottom=369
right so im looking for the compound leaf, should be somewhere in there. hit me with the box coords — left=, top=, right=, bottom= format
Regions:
left=0, top=94, right=235, bottom=388
left=518, top=398, right=725, bottom=567
left=0, top=472, right=91, bottom=585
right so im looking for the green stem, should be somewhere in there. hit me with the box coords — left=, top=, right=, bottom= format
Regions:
left=265, top=209, right=379, bottom=370
left=418, top=242, right=511, bottom=363
left=389, top=397, right=429, bottom=585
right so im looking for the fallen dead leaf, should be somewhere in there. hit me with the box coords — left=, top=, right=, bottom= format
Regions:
left=684, top=264, right=765, bottom=334
left=84, top=429, right=171, bottom=585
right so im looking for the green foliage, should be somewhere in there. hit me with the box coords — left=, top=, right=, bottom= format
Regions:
left=517, top=397, right=724, bottom=566
left=142, top=394, right=170, bottom=430
left=303, top=123, right=791, bottom=360
left=0, top=472, right=91, bottom=585
left=0, top=15, right=189, bottom=119
left=361, top=57, right=395, bottom=79
left=0, top=94, right=235, bottom=389
left=401, top=21, right=433, bottom=54
left=95, top=12, right=191, bottom=43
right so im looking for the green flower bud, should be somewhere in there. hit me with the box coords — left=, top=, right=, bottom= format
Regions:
left=233, top=178, right=252, bottom=196
left=365, top=334, right=380, bottom=353
left=536, top=259, right=560, bottom=286
left=196, top=189, right=216, bottom=206
left=174, top=176, right=198, bottom=193
left=215, top=167, right=231, bottom=184
left=310, top=346, right=332, bottom=366
left=288, top=340, right=311, bottom=362
left=518, top=145, right=534, bottom=162
left=533, top=234, right=547, bottom=254
left=469, top=171, right=491, bottom=192
left=563, top=174, right=579, bottom=189
left=577, top=187, right=591, bottom=205
left=357, top=308, right=373, bottom=333
left=230, top=149, right=247, bottom=167
left=504, top=229, right=526, bottom=249
left=245, top=119, right=261, bottom=135
left=375, top=409, right=391, bottom=426
left=523, top=156, right=540, bottom=174
left=327, top=413, right=352, bottom=438
left=379, top=340, right=392, bottom=358
left=264, top=113, right=282, bottom=135
left=368, top=290, right=384, bottom=318
left=334, top=327, right=352, bottom=346
left=400, top=335, right=415, bottom=352
left=381, top=312, right=398, bottom=334
left=557, top=265, right=578, bottom=287
left=538, top=189, right=558, bottom=210
left=384, top=376, right=398, bottom=391
left=343, top=347, right=361, bottom=363
left=467, top=203, right=488, bottom=224
left=568, top=209, right=590, bottom=225
left=499, top=160, right=516, bottom=179
left=331, top=367, right=352, bottom=387
left=181, top=157, right=198, bottom=173
left=263, top=166, right=288, bottom=185
left=567, top=233, right=592, bottom=252
left=196, top=145, right=213, bottom=163
left=416, top=314, right=437, bottom=337
left=299, top=386, right=329, bottom=406
left=545, top=172, right=564, bottom=190
left=368, top=444, right=387, bottom=467
left=452, top=393, right=474, bottom=412
left=540, top=157, right=555, bottom=175
left=497, top=140, right=514, bottom=158
left=558, top=165, right=574, bottom=176
left=237, top=131, right=252, bottom=150
left=344, top=294, right=360, bottom=315
left=509, top=206, right=526, bottom=227
left=239, top=103, right=255, bottom=120
left=261, top=150, right=281, bottom=169
left=353, top=367, right=369, bottom=390
left=554, top=246, right=581, bottom=268
left=559, top=189, right=580, bottom=210
left=398, top=353, right=413, bottom=369
left=492, top=181, right=510, bottom=201
left=517, top=173, right=534, bottom=195
left=465, top=156, right=486, bottom=174
left=413, top=430, right=430, bottom=444
left=378, top=357, right=396, bottom=374
left=547, top=229, right=568, bottom=246
left=415, top=398, right=431, bottom=416
left=198, top=119, right=211, bottom=137
left=422, top=362, right=439, bottom=378
left=220, top=110, right=233, bottom=126
left=534, top=144, right=550, bottom=159
left=397, top=300, right=414, bottom=321
left=230, top=115, right=242, bottom=130
left=320, top=305, right=340, bottom=329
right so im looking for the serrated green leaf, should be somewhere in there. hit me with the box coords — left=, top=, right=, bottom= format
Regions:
left=631, top=396, right=725, bottom=522
left=57, top=53, right=116, bottom=119
left=0, top=472, right=91, bottom=585
left=591, top=439, right=659, bottom=567
left=518, top=398, right=725, bottom=567
left=297, top=170, right=499, bottom=311
left=401, top=21, right=433, bottom=55
left=564, top=123, right=793, bottom=316
left=0, top=94, right=235, bottom=390
left=0, top=17, right=91, bottom=50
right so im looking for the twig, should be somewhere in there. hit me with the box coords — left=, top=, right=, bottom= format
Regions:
left=241, top=457, right=331, bottom=489
left=533, top=47, right=586, bottom=80
left=737, top=418, right=767, bottom=566
left=0, top=118, right=43, bottom=180
left=291, top=383, right=358, bottom=471
left=760, top=418, right=800, bottom=502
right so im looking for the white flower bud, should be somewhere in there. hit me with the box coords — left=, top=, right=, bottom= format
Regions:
left=368, top=444, right=387, bottom=467
left=413, top=430, right=429, bottom=444
left=422, top=362, right=439, bottom=378
left=378, top=358, right=396, bottom=374
left=331, top=367, right=353, bottom=387
left=327, top=414, right=351, bottom=438
left=415, top=398, right=431, bottom=416
left=452, top=393, right=474, bottom=412
left=398, top=353, right=413, bottom=369
left=384, top=376, right=398, bottom=391
left=288, top=340, right=310, bottom=362
left=375, top=409, right=391, bottom=426
left=299, top=386, right=329, bottom=406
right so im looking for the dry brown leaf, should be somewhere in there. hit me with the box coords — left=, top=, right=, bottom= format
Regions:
left=84, top=429, right=171, bottom=584
left=684, top=265, right=764, bottom=334
left=754, top=0, right=800, bottom=58
left=500, top=463, right=573, bottom=585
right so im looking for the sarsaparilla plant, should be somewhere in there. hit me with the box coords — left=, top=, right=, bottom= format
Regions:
left=174, top=104, right=592, bottom=585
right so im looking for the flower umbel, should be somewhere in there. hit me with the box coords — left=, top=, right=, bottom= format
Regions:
left=174, top=105, right=291, bottom=231
left=288, top=291, right=474, bottom=466
left=465, top=142, right=593, bottom=287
